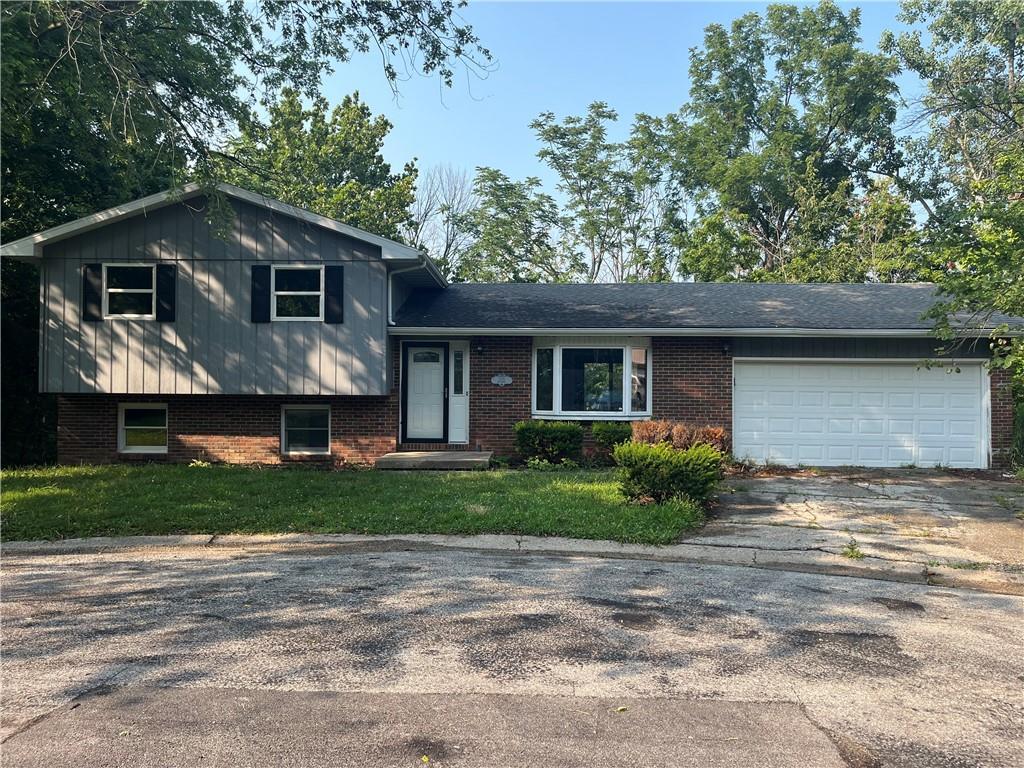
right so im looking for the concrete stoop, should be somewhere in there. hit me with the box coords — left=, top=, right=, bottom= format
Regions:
left=374, top=450, right=492, bottom=470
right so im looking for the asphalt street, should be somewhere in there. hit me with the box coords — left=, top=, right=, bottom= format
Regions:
left=2, top=544, right=1022, bottom=767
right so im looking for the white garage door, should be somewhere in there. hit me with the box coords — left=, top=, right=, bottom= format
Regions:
left=733, top=361, right=988, bottom=468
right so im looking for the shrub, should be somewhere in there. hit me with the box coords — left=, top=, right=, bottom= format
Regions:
left=591, top=422, right=633, bottom=451
left=514, top=420, right=584, bottom=462
left=612, top=441, right=724, bottom=504
left=631, top=419, right=730, bottom=453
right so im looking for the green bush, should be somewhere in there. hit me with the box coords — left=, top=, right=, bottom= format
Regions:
left=612, top=441, right=723, bottom=504
left=1012, top=387, right=1024, bottom=467
left=591, top=422, right=633, bottom=452
left=514, top=420, right=584, bottom=462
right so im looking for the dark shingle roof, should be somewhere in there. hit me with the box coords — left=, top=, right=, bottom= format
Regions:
left=393, top=282, right=1012, bottom=332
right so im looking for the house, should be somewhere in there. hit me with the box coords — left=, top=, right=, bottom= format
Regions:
left=2, top=184, right=1016, bottom=469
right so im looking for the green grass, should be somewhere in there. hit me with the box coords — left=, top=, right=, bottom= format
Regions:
left=0, top=464, right=706, bottom=545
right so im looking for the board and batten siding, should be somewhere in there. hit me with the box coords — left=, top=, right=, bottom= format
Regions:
left=731, top=337, right=991, bottom=360
left=39, top=197, right=390, bottom=396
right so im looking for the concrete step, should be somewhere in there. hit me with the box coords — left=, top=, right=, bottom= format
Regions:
left=375, top=450, right=492, bottom=470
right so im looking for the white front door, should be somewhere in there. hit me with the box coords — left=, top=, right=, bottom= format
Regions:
left=449, top=342, right=470, bottom=444
left=733, top=361, right=988, bottom=468
left=406, top=346, right=445, bottom=440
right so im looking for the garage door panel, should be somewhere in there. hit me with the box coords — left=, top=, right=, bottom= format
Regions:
left=734, top=362, right=986, bottom=468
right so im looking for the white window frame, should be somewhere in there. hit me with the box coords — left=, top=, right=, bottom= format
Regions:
left=271, top=264, right=325, bottom=322
left=103, top=263, right=156, bottom=320
left=117, top=403, right=168, bottom=454
left=532, top=342, right=652, bottom=420
left=280, top=404, right=332, bottom=456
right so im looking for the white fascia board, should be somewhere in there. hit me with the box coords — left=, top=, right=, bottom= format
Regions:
left=1, top=184, right=206, bottom=259
left=387, top=326, right=1000, bottom=338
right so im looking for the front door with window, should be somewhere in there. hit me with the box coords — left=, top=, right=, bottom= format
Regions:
left=405, top=346, right=446, bottom=441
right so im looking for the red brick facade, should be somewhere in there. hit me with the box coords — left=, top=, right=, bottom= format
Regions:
left=990, top=367, right=1015, bottom=468
left=58, top=394, right=396, bottom=466
left=57, top=336, right=1015, bottom=468
left=651, top=337, right=733, bottom=427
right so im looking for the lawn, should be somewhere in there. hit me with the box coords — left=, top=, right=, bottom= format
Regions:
left=0, top=464, right=704, bottom=545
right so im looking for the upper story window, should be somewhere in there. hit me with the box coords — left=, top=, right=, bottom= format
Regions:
left=533, top=342, right=651, bottom=419
left=272, top=265, right=324, bottom=321
left=104, top=264, right=156, bottom=319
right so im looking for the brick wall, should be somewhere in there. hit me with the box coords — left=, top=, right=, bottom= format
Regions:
left=57, top=394, right=396, bottom=466
left=651, top=337, right=733, bottom=429
left=466, top=336, right=534, bottom=455
left=990, top=367, right=1015, bottom=468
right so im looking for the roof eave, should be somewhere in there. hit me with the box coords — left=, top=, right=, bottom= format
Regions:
left=387, top=326, right=1003, bottom=338
left=0, top=183, right=447, bottom=287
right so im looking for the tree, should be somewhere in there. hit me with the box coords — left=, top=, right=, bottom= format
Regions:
left=221, top=90, right=416, bottom=240
left=404, top=165, right=478, bottom=280
left=884, top=1, right=1023, bottom=375
left=659, top=0, right=902, bottom=278
left=883, top=0, right=1023, bottom=205
left=452, top=168, right=567, bottom=283
left=532, top=103, right=683, bottom=282
left=1, top=1, right=491, bottom=216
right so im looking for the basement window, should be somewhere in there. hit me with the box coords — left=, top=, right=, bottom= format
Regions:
left=281, top=406, right=331, bottom=455
left=118, top=404, right=167, bottom=453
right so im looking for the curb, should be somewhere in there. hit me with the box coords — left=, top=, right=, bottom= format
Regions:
left=5, top=531, right=1022, bottom=596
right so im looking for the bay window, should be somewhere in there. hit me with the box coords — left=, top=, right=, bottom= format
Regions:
left=533, top=342, right=651, bottom=418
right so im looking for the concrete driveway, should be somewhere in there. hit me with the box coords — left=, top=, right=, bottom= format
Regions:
left=705, top=469, right=1024, bottom=588
left=2, top=541, right=1022, bottom=767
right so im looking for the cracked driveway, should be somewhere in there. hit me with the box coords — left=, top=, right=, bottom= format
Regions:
left=706, top=469, right=1024, bottom=584
left=2, top=540, right=1022, bottom=767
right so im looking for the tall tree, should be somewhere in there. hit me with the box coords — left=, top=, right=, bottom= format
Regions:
left=452, top=168, right=567, bottom=283
left=883, top=0, right=1024, bottom=207
left=532, top=103, right=682, bottom=282
left=221, top=90, right=417, bottom=240
left=660, top=0, right=902, bottom=279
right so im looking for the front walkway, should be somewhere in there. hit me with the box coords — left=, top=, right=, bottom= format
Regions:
left=375, top=450, right=492, bottom=469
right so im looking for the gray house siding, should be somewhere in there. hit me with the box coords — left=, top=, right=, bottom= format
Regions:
left=732, top=336, right=991, bottom=360
left=39, top=197, right=390, bottom=396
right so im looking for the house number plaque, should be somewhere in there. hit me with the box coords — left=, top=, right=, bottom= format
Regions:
left=491, top=374, right=513, bottom=386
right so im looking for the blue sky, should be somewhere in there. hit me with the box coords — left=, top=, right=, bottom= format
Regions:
left=321, top=1, right=918, bottom=189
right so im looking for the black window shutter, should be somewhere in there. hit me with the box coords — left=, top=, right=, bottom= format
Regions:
left=155, top=264, right=176, bottom=322
left=324, top=265, right=344, bottom=324
left=82, top=264, right=103, bottom=322
left=251, top=264, right=271, bottom=323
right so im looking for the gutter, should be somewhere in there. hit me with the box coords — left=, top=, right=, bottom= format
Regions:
left=386, top=326, right=1005, bottom=338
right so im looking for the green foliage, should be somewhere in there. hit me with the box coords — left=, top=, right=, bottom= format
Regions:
left=883, top=0, right=1023, bottom=202
left=927, top=152, right=1024, bottom=374
left=220, top=89, right=417, bottom=240
left=452, top=168, right=565, bottom=282
left=613, top=441, right=724, bottom=505
left=0, top=465, right=705, bottom=545
left=660, top=1, right=903, bottom=280
left=514, top=420, right=584, bottom=462
left=591, top=422, right=634, bottom=451
left=842, top=539, right=866, bottom=559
